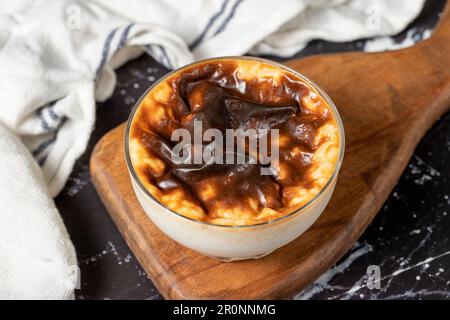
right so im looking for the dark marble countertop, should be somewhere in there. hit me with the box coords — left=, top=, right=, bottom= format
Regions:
left=56, top=0, right=450, bottom=300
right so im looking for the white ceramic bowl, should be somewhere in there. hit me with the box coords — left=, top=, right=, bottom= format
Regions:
left=124, top=57, right=345, bottom=261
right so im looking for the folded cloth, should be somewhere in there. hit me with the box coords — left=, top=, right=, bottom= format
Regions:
left=0, top=0, right=425, bottom=299
left=0, top=124, right=77, bottom=299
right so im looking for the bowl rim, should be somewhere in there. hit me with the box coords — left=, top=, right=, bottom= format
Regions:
left=124, top=56, right=345, bottom=229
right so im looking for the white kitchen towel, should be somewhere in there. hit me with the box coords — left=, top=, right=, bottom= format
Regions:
left=0, top=0, right=425, bottom=299
left=0, top=124, right=78, bottom=299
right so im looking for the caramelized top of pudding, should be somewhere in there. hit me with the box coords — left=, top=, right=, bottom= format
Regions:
left=129, top=58, right=340, bottom=226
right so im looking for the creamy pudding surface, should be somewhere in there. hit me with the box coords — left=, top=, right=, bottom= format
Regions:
left=129, top=58, right=340, bottom=226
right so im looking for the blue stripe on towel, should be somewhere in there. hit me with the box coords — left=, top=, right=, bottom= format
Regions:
left=144, top=44, right=173, bottom=69
left=145, top=44, right=154, bottom=54
left=31, top=116, right=66, bottom=162
left=96, top=27, right=119, bottom=75
left=143, top=44, right=158, bottom=61
left=47, top=107, right=60, bottom=121
left=158, top=45, right=173, bottom=69
left=189, top=0, right=229, bottom=49
left=32, top=135, right=57, bottom=158
left=36, top=103, right=64, bottom=132
left=116, top=23, right=135, bottom=51
left=38, top=154, right=49, bottom=167
left=213, top=0, right=244, bottom=36
left=36, top=108, right=52, bottom=131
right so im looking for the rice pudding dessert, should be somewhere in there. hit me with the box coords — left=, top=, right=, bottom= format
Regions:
left=128, top=58, right=340, bottom=227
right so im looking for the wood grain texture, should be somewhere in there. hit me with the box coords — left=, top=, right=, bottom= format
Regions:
left=90, top=3, right=450, bottom=300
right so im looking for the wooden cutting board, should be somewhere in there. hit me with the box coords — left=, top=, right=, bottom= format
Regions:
left=90, top=3, right=450, bottom=299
